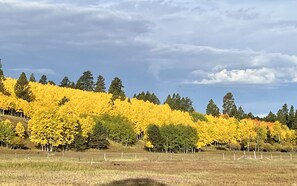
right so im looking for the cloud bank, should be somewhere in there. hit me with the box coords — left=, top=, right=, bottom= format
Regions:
left=1, top=0, right=297, bottom=87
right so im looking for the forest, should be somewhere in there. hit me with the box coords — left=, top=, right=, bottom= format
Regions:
left=0, top=64, right=296, bottom=153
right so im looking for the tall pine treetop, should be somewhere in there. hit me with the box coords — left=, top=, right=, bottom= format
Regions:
left=94, top=75, right=106, bottom=92
left=108, top=77, right=125, bottom=100
left=0, top=61, right=9, bottom=95
left=76, top=70, right=94, bottom=91
left=222, top=92, right=236, bottom=116
left=206, top=99, right=220, bottom=117
left=29, top=73, right=36, bottom=82
left=14, top=72, right=34, bottom=102
left=39, top=75, right=48, bottom=84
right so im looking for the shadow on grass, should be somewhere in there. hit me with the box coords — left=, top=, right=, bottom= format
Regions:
left=101, top=178, right=167, bottom=186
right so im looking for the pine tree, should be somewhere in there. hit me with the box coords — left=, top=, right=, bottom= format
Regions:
left=89, top=121, right=109, bottom=149
left=0, top=60, right=4, bottom=79
left=264, top=111, right=276, bottom=122
left=206, top=99, right=220, bottom=117
left=108, top=77, right=126, bottom=100
left=94, top=75, right=106, bottom=92
left=72, top=124, right=88, bottom=151
left=76, top=71, right=94, bottom=91
left=29, top=73, right=36, bottom=82
left=14, top=72, right=34, bottom=102
left=0, top=62, right=9, bottom=95
left=292, top=110, right=297, bottom=130
left=237, top=106, right=245, bottom=120
left=60, top=76, right=72, bottom=87
left=47, top=80, right=56, bottom=85
left=39, top=75, right=48, bottom=84
left=222, top=92, right=236, bottom=116
left=247, top=112, right=255, bottom=119
left=134, top=91, right=160, bottom=105
left=276, top=104, right=288, bottom=125
left=164, top=93, right=194, bottom=112
left=147, top=124, right=163, bottom=152
left=288, top=105, right=295, bottom=129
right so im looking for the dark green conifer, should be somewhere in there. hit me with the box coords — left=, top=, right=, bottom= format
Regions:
left=14, top=72, right=34, bottom=102
left=206, top=99, right=220, bottom=117
left=94, top=75, right=106, bottom=92
left=76, top=71, right=94, bottom=91
left=39, top=75, right=48, bottom=84
left=108, top=77, right=126, bottom=100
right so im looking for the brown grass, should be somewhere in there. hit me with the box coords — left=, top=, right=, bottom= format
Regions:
left=0, top=149, right=296, bottom=186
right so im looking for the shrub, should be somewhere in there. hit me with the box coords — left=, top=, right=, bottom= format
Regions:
left=9, top=137, right=25, bottom=149
left=280, top=145, right=293, bottom=152
left=273, top=143, right=282, bottom=151
left=262, top=143, right=275, bottom=152
left=227, top=143, right=241, bottom=151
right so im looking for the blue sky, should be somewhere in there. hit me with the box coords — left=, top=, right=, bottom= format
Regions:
left=1, top=0, right=297, bottom=116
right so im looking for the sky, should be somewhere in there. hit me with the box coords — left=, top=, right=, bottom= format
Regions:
left=1, top=0, right=297, bottom=116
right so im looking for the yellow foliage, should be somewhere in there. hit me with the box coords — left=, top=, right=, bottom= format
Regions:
left=15, top=122, right=25, bottom=138
left=1, top=77, right=296, bottom=149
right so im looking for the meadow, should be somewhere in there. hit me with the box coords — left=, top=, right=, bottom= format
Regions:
left=0, top=148, right=296, bottom=186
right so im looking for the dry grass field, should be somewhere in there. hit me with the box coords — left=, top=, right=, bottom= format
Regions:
left=0, top=148, right=296, bottom=186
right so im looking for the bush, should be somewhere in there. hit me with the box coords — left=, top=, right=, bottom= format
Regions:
left=227, top=143, right=241, bottom=151
left=9, top=137, right=25, bottom=149
left=273, top=143, right=282, bottom=151
left=262, top=143, right=275, bottom=152
left=215, top=146, right=228, bottom=151
left=280, top=145, right=293, bottom=152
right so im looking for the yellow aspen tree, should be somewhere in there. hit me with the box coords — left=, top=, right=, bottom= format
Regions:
left=15, top=122, right=25, bottom=138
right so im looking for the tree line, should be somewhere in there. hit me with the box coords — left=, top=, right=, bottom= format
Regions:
left=206, top=92, right=297, bottom=129
left=1, top=64, right=195, bottom=113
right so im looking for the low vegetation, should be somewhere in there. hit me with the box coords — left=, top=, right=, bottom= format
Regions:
left=0, top=149, right=296, bottom=186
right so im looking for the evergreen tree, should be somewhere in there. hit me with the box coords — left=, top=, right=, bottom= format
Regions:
left=69, top=82, right=76, bottom=88
left=292, top=110, right=297, bottom=130
left=147, top=124, right=163, bottom=151
left=108, top=77, right=126, bottom=100
left=89, top=121, right=109, bottom=149
left=0, top=60, right=4, bottom=79
left=206, top=99, right=220, bottom=117
left=39, top=75, right=48, bottom=84
left=247, top=112, right=255, bottom=119
left=76, top=71, right=94, bottom=91
left=0, top=62, right=9, bottom=95
left=14, top=72, right=34, bottom=102
left=222, top=92, right=236, bottom=116
left=94, top=75, right=106, bottom=92
left=276, top=104, right=288, bottom=125
left=164, top=93, right=194, bottom=112
left=264, top=111, right=277, bottom=122
left=29, top=73, right=36, bottom=82
left=288, top=105, right=294, bottom=129
left=60, top=76, right=73, bottom=88
left=134, top=91, right=160, bottom=105
left=47, top=80, right=56, bottom=85
left=72, top=124, right=88, bottom=151
left=237, top=106, right=245, bottom=120
left=230, top=105, right=238, bottom=118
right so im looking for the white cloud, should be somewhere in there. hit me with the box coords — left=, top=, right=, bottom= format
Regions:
left=188, top=68, right=276, bottom=85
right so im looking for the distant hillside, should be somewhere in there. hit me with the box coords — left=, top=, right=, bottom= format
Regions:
left=0, top=77, right=296, bottom=152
